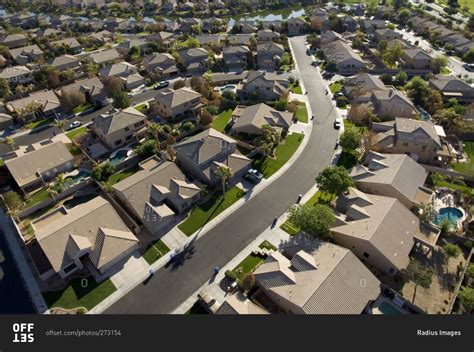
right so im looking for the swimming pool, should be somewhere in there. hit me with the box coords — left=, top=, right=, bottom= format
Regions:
left=434, top=207, right=463, bottom=227
left=64, top=170, right=91, bottom=186
left=109, top=148, right=132, bottom=165
left=220, top=85, right=237, bottom=94
left=378, top=302, right=402, bottom=315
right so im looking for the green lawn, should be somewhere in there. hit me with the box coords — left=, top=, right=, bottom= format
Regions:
left=343, top=119, right=366, bottom=133
left=42, top=277, right=117, bottom=311
left=72, top=102, right=93, bottom=114
left=295, top=103, right=308, bottom=123
left=231, top=253, right=266, bottom=281
left=66, top=126, right=88, bottom=140
left=437, top=0, right=474, bottom=13
left=26, top=118, right=53, bottom=130
left=252, top=133, right=304, bottom=178
left=134, top=103, right=148, bottom=113
left=440, top=67, right=452, bottom=75
left=290, top=83, right=303, bottom=94
left=329, top=81, right=343, bottom=94
left=259, top=240, right=277, bottom=251
left=434, top=178, right=474, bottom=198
left=142, top=239, right=170, bottom=265
left=107, top=166, right=139, bottom=185
left=211, top=109, right=232, bottom=132
left=452, top=142, right=474, bottom=177
left=280, top=220, right=300, bottom=236
left=23, top=188, right=50, bottom=209
left=178, top=186, right=246, bottom=236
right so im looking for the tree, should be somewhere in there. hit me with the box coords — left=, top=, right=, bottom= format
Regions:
left=430, top=55, right=448, bottom=74
left=3, top=137, right=15, bottom=151
left=85, top=63, right=99, bottom=78
left=148, top=122, right=163, bottom=140
left=458, top=287, right=474, bottom=313
left=199, top=110, right=213, bottom=126
left=257, top=124, right=280, bottom=157
left=468, top=14, right=474, bottom=32
left=401, top=258, right=434, bottom=303
left=339, top=127, right=361, bottom=151
left=166, top=134, right=176, bottom=160
left=443, top=243, right=461, bottom=258
left=112, top=90, right=130, bottom=109
left=274, top=99, right=288, bottom=111
left=135, top=139, right=158, bottom=157
left=92, top=162, right=115, bottom=182
left=405, top=76, right=442, bottom=114
left=316, top=166, right=354, bottom=196
left=398, top=9, right=410, bottom=25
left=59, top=90, right=86, bottom=111
left=241, top=273, right=256, bottom=291
left=463, top=48, right=474, bottom=64
left=216, top=165, right=233, bottom=197
left=3, top=190, right=22, bottom=215
left=103, top=76, right=124, bottom=97
left=173, top=79, right=186, bottom=90
left=395, top=70, right=408, bottom=86
left=0, top=78, right=11, bottom=101
left=288, top=203, right=335, bottom=239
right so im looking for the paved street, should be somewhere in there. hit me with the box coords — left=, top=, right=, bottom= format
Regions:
left=105, top=35, right=339, bottom=314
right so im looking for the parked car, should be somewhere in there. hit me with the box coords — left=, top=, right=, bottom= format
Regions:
left=333, top=117, right=342, bottom=129
left=464, top=64, right=474, bottom=72
left=333, top=92, right=344, bottom=99
left=244, top=168, right=264, bottom=183
left=154, top=80, right=169, bottom=90
left=68, top=121, right=82, bottom=130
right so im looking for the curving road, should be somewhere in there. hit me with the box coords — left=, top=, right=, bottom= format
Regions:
left=106, top=36, right=339, bottom=313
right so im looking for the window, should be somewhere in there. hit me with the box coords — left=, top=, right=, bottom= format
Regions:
left=126, top=135, right=132, bottom=140
left=134, top=123, right=140, bottom=128
left=363, top=252, right=370, bottom=259
left=403, top=142, right=409, bottom=147
left=63, top=262, right=77, bottom=274
left=388, top=268, right=395, bottom=274
left=115, top=139, right=122, bottom=146
left=124, top=127, right=129, bottom=132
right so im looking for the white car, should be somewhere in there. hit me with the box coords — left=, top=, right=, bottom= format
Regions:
left=68, top=121, right=82, bottom=130
left=333, top=118, right=342, bottom=130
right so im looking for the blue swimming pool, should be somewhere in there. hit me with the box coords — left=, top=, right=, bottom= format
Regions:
left=378, top=302, right=402, bottom=315
left=434, top=207, right=463, bottom=227
left=64, top=170, right=91, bottom=186
left=109, top=149, right=131, bottom=165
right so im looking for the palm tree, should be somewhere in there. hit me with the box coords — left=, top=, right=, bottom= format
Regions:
left=216, top=165, right=233, bottom=197
left=149, top=122, right=163, bottom=140
left=4, top=136, right=15, bottom=151
left=166, top=134, right=176, bottom=161
left=53, top=173, right=66, bottom=193
left=47, top=184, right=59, bottom=202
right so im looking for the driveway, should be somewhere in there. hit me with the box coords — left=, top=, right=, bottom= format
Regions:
left=105, top=35, right=339, bottom=314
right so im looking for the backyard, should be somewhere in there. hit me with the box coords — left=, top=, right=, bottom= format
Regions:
left=452, top=141, right=474, bottom=177
left=142, top=239, right=170, bottom=265
left=107, top=166, right=140, bottom=185
left=211, top=109, right=233, bottom=132
left=431, top=173, right=474, bottom=198
left=66, top=126, right=88, bottom=140
left=22, top=188, right=50, bottom=209
left=178, top=186, right=246, bottom=236
left=42, top=276, right=117, bottom=311
left=252, top=132, right=304, bottom=178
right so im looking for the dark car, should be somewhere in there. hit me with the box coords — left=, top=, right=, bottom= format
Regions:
left=154, top=80, right=169, bottom=89
left=244, top=169, right=264, bottom=184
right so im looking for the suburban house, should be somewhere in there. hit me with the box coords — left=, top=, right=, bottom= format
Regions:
left=360, top=19, right=386, bottom=34
left=87, top=48, right=122, bottom=67
left=232, top=21, right=257, bottom=34
left=6, top=89, right=61, bottom=121
left=0, top=113, right=13, bottom=130
left=227, top=34, right=253, bottom=46
left=331, top=188, right=418, bottom=275
left=177, top=47, right=209, bottom=75
left=322, top=39, right=365, bottom=74
left=178, top=17, right=201, bottom=34
left=173, top=128, right=252, bottom=186
left=89, top=30, right=113, bottom=45
left=370, top=117, right=452, bottom=166
left=116, top=38, right=150, bottom=55
left=0, top=65, right=33, bottom=85
left=350, top=151, right=433, bottom=209
left=253, top=236, right=381, bottom=314
left=9, top=44, right=43, bottom=64
left=320, top=30, right=343, bottom=46
left=5, top=141, right=74, bottom=193
left=57, top=77, right=107, bottom=108
left=100, top=61, right=145, bottom=90
left=257, top=29, right=280, bottom=43
left=195, top=34, right=222, bottom=46
left=51, top=54, right=81, bottom=71
left=215, top=293, right=268, bottom=314
left=1, top=33, right=28, bottom=48
left=146, top=31, right=175, bottom=48
left=230, top=103, right=293, bottom=137
left=153, top=87, right=202, bottom=121
left=256, top=43, right=285, bottom=71
left=142, top=52, right=178, bottom=79
left=92, top=107, right=147, bottom=149
left=401, top=49, right=433, bottom=70
left=31, top=196, right=138, bottom=280
left=429, top=75, right=474, bottom=103
left=287, top=17, right=308, bottom=35
left=368, top=88, right=418, bottom=120
left=374, top=28, right=402, bottom=42
left=50, top=37, right=82, bottom=54
left=238, top=70, right=289, bottom=101
left=112, top=157, right=202, bottom=235
left=222, top=45, right=251, bottom=73
left=343, top=72, right=387, bottom=102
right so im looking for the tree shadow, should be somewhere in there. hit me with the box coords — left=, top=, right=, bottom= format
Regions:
left=165, top=235, right=198, bottom=271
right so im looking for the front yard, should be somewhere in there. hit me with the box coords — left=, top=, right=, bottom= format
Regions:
left=329, top=81, right=343, bottom=94
left=66, top=126, right=88, bottom=140
left=290, top=83, right=303, bottom=94
left=252, top=133, right=304, bottom=178
left=72, top=102, right=93, bottom=114
left=142, top=239, right=170, bottom=265
left=294, top=102, right=308, bottom=123
left=26, top=117, right=53, bottom=130
left=230, top=252, right=266, bottom=282
left=178, top=186, right=246, bottom=236
left=211, top=109, right=232, bottom=132
left=42, top=276, right=116, bottom=311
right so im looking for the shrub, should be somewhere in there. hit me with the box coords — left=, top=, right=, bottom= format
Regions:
left=182, top=121, right=194, bottom=131
left=162, top=124, right=172, bottom=133
left=274, top=99, right=288, bottom=111
left=206, top=105, right=219, bottom=115
left=443, top=243, right=461, bottom=258
left=224, top=270, right=237, bottom=281
left=336, top=96, right=348, bottom=108
left=241, top=273, right=256, bottom=291
left=464, top=240, right=473, bottom=251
